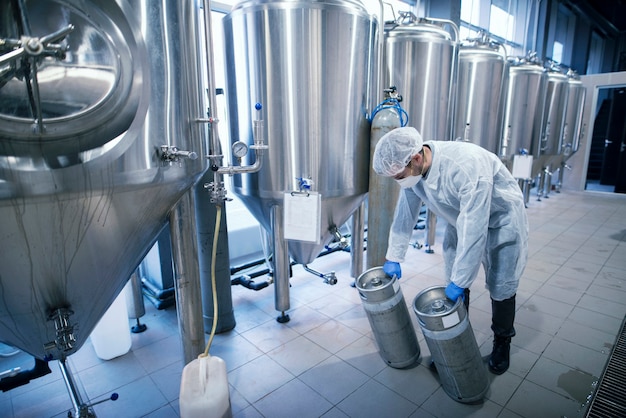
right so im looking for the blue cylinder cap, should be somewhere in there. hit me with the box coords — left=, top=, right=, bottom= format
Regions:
left=255, top=103, right=262, bottom=111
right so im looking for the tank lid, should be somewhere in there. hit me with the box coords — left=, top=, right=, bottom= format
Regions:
left=460, top=30, right=505, bottom=55
left=385, top=12, right=453, bottom=41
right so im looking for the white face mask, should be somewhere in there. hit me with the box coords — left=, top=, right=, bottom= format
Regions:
left=396, top=174, right=421, bottom=188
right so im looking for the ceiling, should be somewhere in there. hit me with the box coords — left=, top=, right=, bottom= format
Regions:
left=576, top=0, right=626, bottom=34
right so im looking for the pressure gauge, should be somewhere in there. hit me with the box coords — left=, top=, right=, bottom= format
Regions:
left=232, top=141, right=248, bottom=158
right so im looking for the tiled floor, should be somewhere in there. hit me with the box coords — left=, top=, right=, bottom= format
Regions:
left=1, top=189, right=625, bottom=417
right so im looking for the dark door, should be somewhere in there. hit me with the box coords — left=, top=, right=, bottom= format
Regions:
left=614, top=102, right=626, bottom=193
left=600, top=88, right=626, bottom=185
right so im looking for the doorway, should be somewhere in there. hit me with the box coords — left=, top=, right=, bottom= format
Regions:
left=585, top=86, right=626, bottom=193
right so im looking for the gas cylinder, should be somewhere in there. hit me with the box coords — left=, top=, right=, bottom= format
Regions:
left=413, top=286, right=488, bottom=403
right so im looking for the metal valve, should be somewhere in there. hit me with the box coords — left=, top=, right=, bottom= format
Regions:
left=0, top=24, right=74, bottom=66
left=160, top=145, right=198, bottom=165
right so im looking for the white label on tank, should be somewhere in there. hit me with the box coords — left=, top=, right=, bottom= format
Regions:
left=392, top=280, right=400, bottom=293
left=442, top=311, right=460, bottom=328
left=284, top=192, right=321, bottom=243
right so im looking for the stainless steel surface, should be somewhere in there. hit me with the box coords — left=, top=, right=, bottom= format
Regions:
left=356, top=267, right=420, bottom=368
left=555, top=72, right=586, bottom=191
left=562, top=72, right=587, bottom=160
left=350, top=202, right=366, bottom=279
left=384, top=13, right=458, bottom=141
left=413, top=286, right=489, bottom=403
left=223, top=0, right=378, bottom=266
left=499, top=53, right=548, bottom=172
left=0, top=0, right=209, bottom=360
left=170, top=191, right=206, bottom=365
left=540, top=66, right=570, bottom=168
left=453, top=33, right=507, bottom=152
left=271, top=205, right=291, bottom=315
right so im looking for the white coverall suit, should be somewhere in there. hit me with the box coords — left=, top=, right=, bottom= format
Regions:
left=385, top=140, right=529, bottom=303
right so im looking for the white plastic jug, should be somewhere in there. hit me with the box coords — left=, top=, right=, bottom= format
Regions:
left=90, top=286, right=132, bottom=360
left=180, top=355, right=231, bottom=418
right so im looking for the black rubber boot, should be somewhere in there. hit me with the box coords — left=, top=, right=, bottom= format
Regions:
left=489, top=336, right=511, bottom=375
left=489, top=295, right=516, bottom=375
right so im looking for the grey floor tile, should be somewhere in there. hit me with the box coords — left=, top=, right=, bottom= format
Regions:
left=91, top=376, right=169, bottom=418
left=419, top=386, right=504, bottom=418
left=336, top=379, right=419, bottom=418
left=556, top=319, right=617, bottom=353
left=227, top=355, right=294, bottom=404
left=525, top=356, right=598, bottom=404
left=335, top=335, right=388, bottom=377
left=506, top=380, right=586, bottom=418
left=541, top=338, right=609, bottom=377
left=254, top=378, right=333, bottom=418
left=373, top=363, right=440, bottom=406
left=299, top=356, right=369, bottom=405
left=267, top=335, right=332, bottom=376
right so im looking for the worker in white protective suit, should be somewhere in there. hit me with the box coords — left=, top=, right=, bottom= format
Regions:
left=372, top=126, right=529, bottom=375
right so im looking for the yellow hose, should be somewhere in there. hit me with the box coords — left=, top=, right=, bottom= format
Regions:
left=201, top=203, right=221, bottom=357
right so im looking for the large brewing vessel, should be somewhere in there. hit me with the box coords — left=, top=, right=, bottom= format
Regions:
left=562, top=72, right=586, bottom=158
left=383, top=12, right=457, bottom=253
left=0, top=0, right=208, bottom=361
left=384, top=12, right=458, bottom=141
left=540, top=65, right=570, bottom=166
left=555, top=70, right=586, bottom=190
left=223, top=0, right=377, bottom=266
left=536, top=64, right=569, bottom=197
left=499, top=53, right=547, bottom=174
left=453, top=32, right=507, bottom=152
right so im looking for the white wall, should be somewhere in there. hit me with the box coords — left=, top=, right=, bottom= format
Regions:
left=562, top=71, right=626, bottom=191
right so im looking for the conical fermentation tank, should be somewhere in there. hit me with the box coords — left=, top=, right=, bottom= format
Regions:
left=561, top=71, right=586, bottom=162
left=384, top=12, right=458, bottom=141
left=540, top=65, right=570, bottom=170
left=453, top=32, right=507, bottom=152
left=222, top=0, right=378, bottom=265
left=0, top=0, right=209, bottom=361
left=498, top=53, right=547, bottom=175
left=554, top=70, right=586, bottom=191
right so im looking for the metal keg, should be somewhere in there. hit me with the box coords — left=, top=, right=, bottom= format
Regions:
left=356, top=267, right=420, bottom=368
left=413, top=286, right=488, bottom=403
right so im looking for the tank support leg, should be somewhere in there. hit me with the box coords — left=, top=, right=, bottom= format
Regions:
left=425, top=209, right=437, bottom=254
left=271, top=205, right=291, bottom=323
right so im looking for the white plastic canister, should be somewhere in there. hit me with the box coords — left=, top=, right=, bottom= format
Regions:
left=90, top=285, right=132, bottom=360
left=180, top=355, right=232, bottom=418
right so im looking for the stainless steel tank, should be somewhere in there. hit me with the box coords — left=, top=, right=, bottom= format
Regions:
left=384, top=12, right=457, bottom=254
left=384, top=12, right=458, bottom=141
left=413, top=286, right=488, bottom=403
left=562, top=71, right=586, bottom=160
left=540, top=65, right=570, bottom=167
left=222, top=0, right=377, bottom=266
left=555, top=70, right=586, bottom=191
left=453, top=32, right=507, bottom=152
left=357, top=267, right=420, bottom=368
left=536, top=65, right=569, bottom=198
left=499, top=53, right=547, bottom=174
left=0, top=0, right=208, bottom=361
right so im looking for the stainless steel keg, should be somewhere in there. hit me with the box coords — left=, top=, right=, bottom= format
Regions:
left=356, top=267, right=420, bottom=368
left=413, top=286, right=488, bottom=403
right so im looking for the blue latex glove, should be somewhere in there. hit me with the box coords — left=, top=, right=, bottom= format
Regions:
left=445, top=282, right=465, bottom=302
left=383, top=261, right=401, bottom=279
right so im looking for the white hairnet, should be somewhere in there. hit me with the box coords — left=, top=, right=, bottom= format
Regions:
left=372, top=127, right=424, bottom=177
